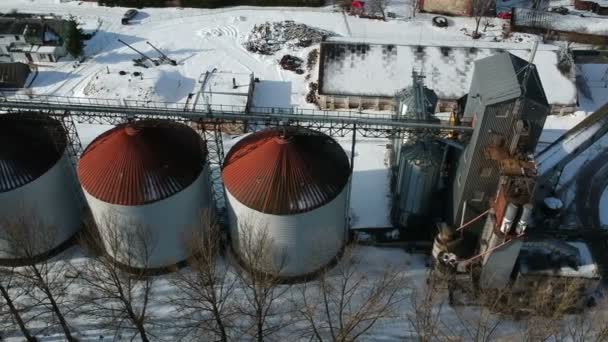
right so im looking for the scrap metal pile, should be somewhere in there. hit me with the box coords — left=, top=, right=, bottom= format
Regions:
left=244, top=21, right=335, bottom=55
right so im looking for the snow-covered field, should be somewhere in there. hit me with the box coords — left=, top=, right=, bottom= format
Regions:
left=1, top=0, right=608, bottom=339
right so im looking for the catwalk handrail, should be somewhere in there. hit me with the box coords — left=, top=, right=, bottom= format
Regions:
left=0, top=94, right=474, bottom=131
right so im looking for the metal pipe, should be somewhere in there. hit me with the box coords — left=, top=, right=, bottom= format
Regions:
left=499, top=203, right=519, bottom=234
left=460, top=200, right=467, bottom=228
left=516, top=203, right=533, bottom=235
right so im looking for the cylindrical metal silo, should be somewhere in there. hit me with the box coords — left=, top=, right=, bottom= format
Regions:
left=223, top=127, right=351, bottom=278
left=0, top=114, right=82, bottom=264
left=394, top=140, right=442, bottom=228
left=78, top=120, right=212, bottom=270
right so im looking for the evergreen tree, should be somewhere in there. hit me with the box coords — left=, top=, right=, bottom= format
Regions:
left=63, top=16, right=85, bottom=58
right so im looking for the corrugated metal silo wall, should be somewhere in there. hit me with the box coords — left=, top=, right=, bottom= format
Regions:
left=226, top=187, right=347, bottom=278
left=0, top=152, right=82, bottom=259
left=396, top=145, right=441, bottom=225
left=522, top=97, right=550, bottom=153
left=85, top=166, right=212, bottom=269
left=452, top=99, right=519, bottom=226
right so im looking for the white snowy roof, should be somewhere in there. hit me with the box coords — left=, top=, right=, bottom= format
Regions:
left=319, top=41, right=577, bottom=105
left=519, top=241, right=600, bottom=279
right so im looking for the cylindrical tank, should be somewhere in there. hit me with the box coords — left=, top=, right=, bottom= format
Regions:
left=78, top=120, right=212, bottom=270
left=223, top=127, right=351, bottom=278
left=394, top=139, right=442, bottom=227
left=0, top=114, right=82, bottom=263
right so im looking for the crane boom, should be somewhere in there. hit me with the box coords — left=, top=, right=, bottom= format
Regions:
left=117, top=39, right=159, bottom=66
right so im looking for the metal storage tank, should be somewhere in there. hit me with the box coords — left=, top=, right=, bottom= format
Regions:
left=0, top=114, right=82, bottom=263
left=78, top=120, right=212, bottom=270
left=394, top=140, right=442, bottom=227
left=223, top=127, right=351, bottom=278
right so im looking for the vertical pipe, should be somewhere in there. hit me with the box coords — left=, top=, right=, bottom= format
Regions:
left=460, top=200, right=467, bottom=228
left=345, top=124, right=357, bottom=240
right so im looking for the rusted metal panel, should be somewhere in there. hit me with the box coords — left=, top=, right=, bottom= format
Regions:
left=78, top=120, right=206, bottom=206
left=0, top=113, right=66, bottom=193
left=222, top=127, right=350, bottom=215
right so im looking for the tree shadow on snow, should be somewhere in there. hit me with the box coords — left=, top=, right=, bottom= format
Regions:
left=154, top=70, right=196, bottom=103
left=31, top=71, right=79, bottom=88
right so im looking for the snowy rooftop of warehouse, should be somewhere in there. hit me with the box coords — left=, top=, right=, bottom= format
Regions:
left=518, top=241, right=600, bottom=279
left=319, top=40, right=577, bottom=105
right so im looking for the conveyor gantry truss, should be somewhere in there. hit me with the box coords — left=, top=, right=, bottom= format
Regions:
left=0, top=94, right=474, bottom=218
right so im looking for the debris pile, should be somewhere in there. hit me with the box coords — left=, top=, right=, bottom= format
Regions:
left=280, top=55, right=305, bottom=74
left=245, top=21, right=335, bottom=55
left=306, top=82, right=318, bottom=104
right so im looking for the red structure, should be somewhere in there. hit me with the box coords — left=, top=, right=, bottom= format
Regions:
left=222, top=127, right=350, bottom=215
left=350, top=1, right=365, bottom=15
left=575, top=0, right=608, bottom=15
left=78, top=120, right=206, bottom=206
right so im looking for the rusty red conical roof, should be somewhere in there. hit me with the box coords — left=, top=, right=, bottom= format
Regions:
left=0, top=114, right=66, bottom=193
left=78, top=120, right=206, bottom=206
left=222, top=127, right=350, bottom=215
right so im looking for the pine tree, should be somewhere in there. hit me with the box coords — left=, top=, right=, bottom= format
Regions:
left=63, top=16, right=85, bottom=58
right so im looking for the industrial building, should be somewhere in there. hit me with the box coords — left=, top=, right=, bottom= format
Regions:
left=0, top=62, right=31, bottom=88
left=0, top=16, right=68, bottom=63
left=78, top=120, right=213, bottom=271
left=0, top=114, right=82, bottom=264
left=450, top=52, right=550, bottom=227
left=317, top=40, right=577, bottom=115
left=223, top=127, right=351, bottom=279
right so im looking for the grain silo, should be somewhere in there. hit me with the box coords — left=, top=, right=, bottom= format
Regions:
left=393, top=140, right=443, bottom=228
left=0, top=114, right=82, bottom=263
left=78, top=120, right=212, bottom=270
left=223, top=127, right=351, bottom=279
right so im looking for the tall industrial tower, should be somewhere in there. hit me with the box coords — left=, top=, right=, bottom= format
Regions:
left=450, top=52, right=550, bottom=228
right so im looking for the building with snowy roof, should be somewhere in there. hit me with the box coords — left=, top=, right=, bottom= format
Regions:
left=317, top=40, right=577, bottom=115
left=0, top=17, right=68, bottom=63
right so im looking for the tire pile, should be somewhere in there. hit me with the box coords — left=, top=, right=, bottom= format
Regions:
left=279, top=55, right=305, bottom=74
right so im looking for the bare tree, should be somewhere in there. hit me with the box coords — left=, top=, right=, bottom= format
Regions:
left=517, top=278, right=605, bottom=342
left=406, top=271, right=448, bottom=342
left=367, top=0, right=391, bottom=19
left=234, top=221, right=293, bottom=341
left=168, top=211, right=239, bottom=342
left=0, top=266, right=36, bottom=341
left=75, top=214, right=158, bottom=342
left=294, top=244, right=406, bottom=341
left=1, top=215, right=77, bottom=341
left=471, top=0, right=493, bottom=39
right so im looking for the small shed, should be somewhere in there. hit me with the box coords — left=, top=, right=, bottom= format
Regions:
left=0, top=62, right=31, bottom=88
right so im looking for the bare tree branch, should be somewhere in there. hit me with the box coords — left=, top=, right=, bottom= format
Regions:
left=1, top=215, right=77, bottom=341
left=74, top=213, right=158, bottom=342
left=294, top=244, right=406, bottom=342
left=234, top=220, right=294, bottom=342
left=168, top=210, right=240, bottom=342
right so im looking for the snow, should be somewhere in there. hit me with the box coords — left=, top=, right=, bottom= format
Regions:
left=577, top=63, right=608, bottom=113
left=543, top=196, right=564, bottom=210
left=520, top=241, right=600, bottom=279
left=536, top=109, right=608, bottom=176
left=321, top=40, right=576, bottom=105
left=337, top=136, right=392, bottom=229
left=76, top=123, right=114, bottom=149
left=600, top=187, right=608, bottom=226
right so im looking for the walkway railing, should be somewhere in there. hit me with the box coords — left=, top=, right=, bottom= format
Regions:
left=0, top=94, right=474, bottom=132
